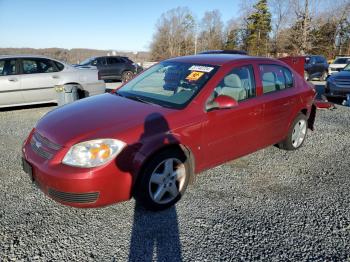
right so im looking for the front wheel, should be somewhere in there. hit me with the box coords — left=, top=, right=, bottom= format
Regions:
left=278, top=114, right=308, bottom=151
left=134, top=149, right=190, bottom=211
left=121, top=71, right=134, bottom=83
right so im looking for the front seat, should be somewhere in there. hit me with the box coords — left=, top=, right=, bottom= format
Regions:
left=217, top=73, right=246, bottom=101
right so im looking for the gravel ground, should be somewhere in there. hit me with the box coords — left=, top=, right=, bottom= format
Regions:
left=0, top=94, right=350, bottom=261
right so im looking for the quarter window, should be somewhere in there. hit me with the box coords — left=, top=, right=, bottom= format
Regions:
left=210, top=65, right=256, bottom=102
left=259, top=65, right=293, bottom=94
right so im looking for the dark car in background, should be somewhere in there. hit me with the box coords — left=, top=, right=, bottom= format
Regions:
left=325, top=63, right=350, bottom=98
left=304, top=55, right=328, bottom=81
left=75, top=56, right=143, bottom=82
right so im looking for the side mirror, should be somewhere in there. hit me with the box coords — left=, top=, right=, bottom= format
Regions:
left=207, top=95, right=238, bottom=111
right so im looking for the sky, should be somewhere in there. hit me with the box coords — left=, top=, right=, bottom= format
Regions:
left=0, top=0, right=241, bottom=52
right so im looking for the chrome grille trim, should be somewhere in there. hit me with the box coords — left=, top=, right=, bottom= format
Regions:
left=48, top=188, right=99, bottom=204
left=33, top=132, right=62, bottom=150
left=30, top=139, right=53, bottom=159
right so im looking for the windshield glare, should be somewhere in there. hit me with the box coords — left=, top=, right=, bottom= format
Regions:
left=117, top=61, right=218, bottom=109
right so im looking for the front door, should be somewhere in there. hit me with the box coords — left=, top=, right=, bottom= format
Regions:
left=20, top=58, right=60, bottom=103
left=202, top=64, right=264, bottom=168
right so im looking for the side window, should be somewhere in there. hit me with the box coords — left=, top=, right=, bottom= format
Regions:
left=260, top=65, right=293, bottom=94
left=0, top=59, right=17, bottom=76
left=98, top=57, right=107, bottom=65
left=107, top=57, right=121, bottom=65
left=22, top=59, right=39, bottom=74
left=38, top=59, right=58, bottom=73
left=91, top=59, right=98, bottom=66
left=210, top=65, right=256, bottom=102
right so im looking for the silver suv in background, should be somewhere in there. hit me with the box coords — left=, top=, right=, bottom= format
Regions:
left=0, top=55, right=105, bottom=108
left=328, top=56, right=350, bottom=75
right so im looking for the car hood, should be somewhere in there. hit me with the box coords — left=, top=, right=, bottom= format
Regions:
left=330, top=70, right=350, bottom=79
left=329, top=64, right=347, bottom=69
left=36, top=93, right=174, bottom=146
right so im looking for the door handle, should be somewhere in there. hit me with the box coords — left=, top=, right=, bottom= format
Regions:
left=8, top=78, right=18, bottom=82
left=52, top=75, right=59, bottom=79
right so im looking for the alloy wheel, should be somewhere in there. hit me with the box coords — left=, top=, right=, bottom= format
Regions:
left=148, top=158, right=186, bottom=205
left=292, top=119, right=307, bottom=148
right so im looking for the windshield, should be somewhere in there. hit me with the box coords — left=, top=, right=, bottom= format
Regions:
left=117, top=61, right=218, bottom=109
left=79, top=58, right=94, bottom=66
left=333, top=58, right=350, bottom=64
left=343, top=64, right=350, bottom=71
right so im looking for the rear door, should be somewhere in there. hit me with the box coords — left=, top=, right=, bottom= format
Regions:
left=0, top=58, right=24, bottom=106
left=20, top=58, right=60, bottom=103
left=258, top=64, right=297, bottom=145
left=106, top=57, right=124, bottom=78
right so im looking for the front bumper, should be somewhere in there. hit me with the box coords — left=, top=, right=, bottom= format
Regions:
left=325, top=82, right=350, bottom=98
left=22, top=133, right=133, bottom=208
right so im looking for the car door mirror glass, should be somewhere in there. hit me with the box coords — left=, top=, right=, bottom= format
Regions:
left=207, top=95, right=238, bottom=111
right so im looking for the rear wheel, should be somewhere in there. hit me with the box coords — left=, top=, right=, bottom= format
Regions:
left=278, top=114, right=308, bottom=151
left=121, top=71, right=133, bottom=83
left=134, top=149, right=190, bottom=211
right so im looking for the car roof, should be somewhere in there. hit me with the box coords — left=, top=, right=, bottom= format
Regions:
left=0, top=54, right=53, bottom=59
left=166, top=54, right=280, bottom=66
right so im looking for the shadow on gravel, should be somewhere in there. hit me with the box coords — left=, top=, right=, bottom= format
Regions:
left=115, top=112, right=183, bottom=261
left=128, top=204, right=182, bottom=262
left=0, top=103, right=56, bottom=112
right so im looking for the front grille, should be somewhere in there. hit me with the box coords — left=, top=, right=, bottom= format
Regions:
left=33, top=132, right=62, bottom=150
left=30, top=132, right=61, bottom=160
left=30, top=139, right=53, bottom=159
left=48, top=188, right=99, bottom=204
left=335, top=79, right=350, bottom=88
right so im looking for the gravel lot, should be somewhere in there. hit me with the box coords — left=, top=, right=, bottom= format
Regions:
left=0, top=85, right=350, bottom=261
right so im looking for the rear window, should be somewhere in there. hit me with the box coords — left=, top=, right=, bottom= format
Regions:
left=54, top=61, right=64, bottom=71
left=259, top=64, right=293, bottom=94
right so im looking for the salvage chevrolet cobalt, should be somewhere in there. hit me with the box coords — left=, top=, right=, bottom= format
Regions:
left=22, top=54, right=317, bottom=211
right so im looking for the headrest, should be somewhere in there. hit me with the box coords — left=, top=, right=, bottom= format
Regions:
left=224, top=74, right=241, bottom=88
left=263, top=72, right=275, bottom=82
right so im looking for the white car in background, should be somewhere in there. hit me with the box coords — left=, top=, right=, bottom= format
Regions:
left=328, top=56, right=350, bottom=76
left=0, top=55, right=105, bottom=108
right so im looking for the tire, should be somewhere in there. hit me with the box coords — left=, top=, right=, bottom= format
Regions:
left=278, top=114, right=308, bottom=151
left=121, top=71, right=133, bottom=83
left=304, top=71, right=309, bottom=81
left=134, top=148, right=190, bottom=211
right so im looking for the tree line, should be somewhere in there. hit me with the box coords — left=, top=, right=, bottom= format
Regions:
left=150, top=0, right=350, bottom=61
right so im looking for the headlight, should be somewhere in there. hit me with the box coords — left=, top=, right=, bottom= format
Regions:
left=62, top=139, right=126, bottom=168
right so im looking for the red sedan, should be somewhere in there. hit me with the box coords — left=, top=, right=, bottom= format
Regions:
left=22, top=54, right=316, bottom=211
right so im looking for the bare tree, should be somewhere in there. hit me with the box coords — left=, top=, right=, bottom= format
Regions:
left=150, top=7, right=195, bottom=61
left=269, top=0, right=291, bottom=55
left=197, top=10, right=224, bottom=52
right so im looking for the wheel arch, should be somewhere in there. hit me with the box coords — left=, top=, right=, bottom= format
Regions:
left=63, top=82, right=87, bottom=98
left=135, top=143, right=196, bottom=188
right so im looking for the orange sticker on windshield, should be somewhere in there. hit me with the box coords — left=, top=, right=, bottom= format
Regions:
left=186, top=71, right=204, bottom=81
